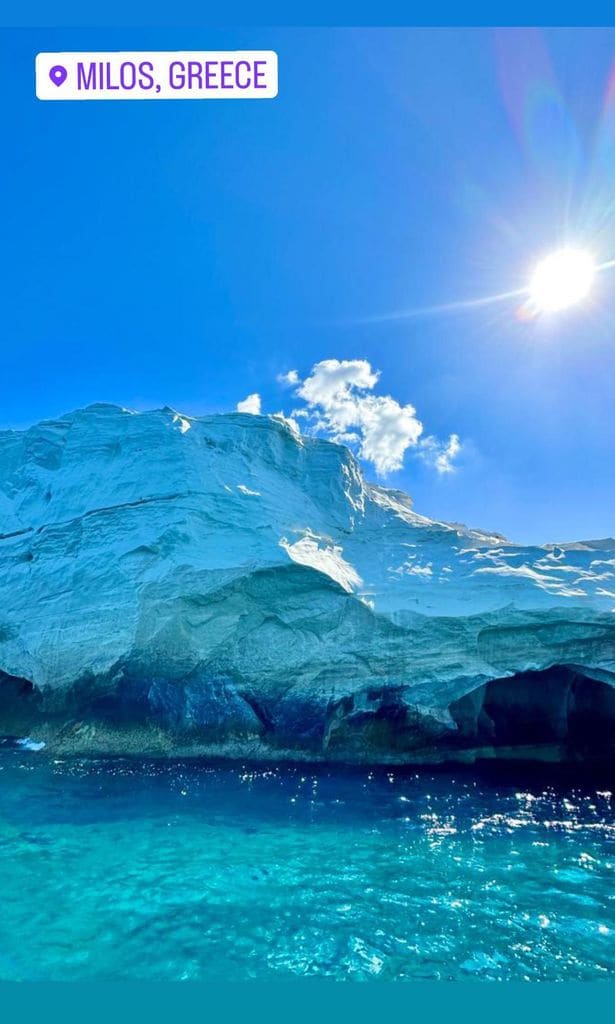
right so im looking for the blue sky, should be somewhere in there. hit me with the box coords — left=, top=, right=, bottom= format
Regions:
left=2, top=26, right=615, bottom=544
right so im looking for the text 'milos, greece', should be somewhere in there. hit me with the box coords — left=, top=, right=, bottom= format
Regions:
left=35, top=51, right=278, bottom=100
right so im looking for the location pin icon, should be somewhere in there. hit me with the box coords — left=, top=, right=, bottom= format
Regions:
left=49, top=65, right=67, bottom=87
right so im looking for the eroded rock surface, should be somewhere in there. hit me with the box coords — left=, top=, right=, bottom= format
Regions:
left=0, top=404, right=613, bottom=763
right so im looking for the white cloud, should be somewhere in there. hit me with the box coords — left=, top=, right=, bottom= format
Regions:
left=419, top=433, right=462, bottom=474
left=298, top=359, right=379, bottom=407
left=295, top=359, right=423, bottom=476
left=435, top=433, right=461, bottom=473
left=234, top=359, right=462, bottom=478
left=236, top=393, right=261, bottom=415
left=277, top=369, right=299, bottom=386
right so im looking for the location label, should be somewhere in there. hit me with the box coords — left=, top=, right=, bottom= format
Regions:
left=36, top=51, right=278, bottom=100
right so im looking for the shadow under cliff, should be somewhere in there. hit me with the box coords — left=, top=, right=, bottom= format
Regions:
left=1, top=663, right=614, bottom=771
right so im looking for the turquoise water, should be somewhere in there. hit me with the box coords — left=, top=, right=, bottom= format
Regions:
left=0, top=753, right=614, bottom=981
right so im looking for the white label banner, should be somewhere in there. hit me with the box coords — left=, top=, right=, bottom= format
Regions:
left=36, top=51, right=278, bottom=100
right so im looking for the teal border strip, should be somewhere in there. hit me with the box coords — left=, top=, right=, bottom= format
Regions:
left=1, top=980, right=613, bottom=1019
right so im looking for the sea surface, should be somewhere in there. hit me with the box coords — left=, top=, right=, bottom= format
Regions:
left=0, top=751, right=614, bottom=981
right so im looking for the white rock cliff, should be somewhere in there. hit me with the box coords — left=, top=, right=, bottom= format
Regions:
left=0, top=404, right=614, bottom=762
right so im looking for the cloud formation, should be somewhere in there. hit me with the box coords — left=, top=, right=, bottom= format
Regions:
left=276, top=369, right=299, bottom=386
left=291, top=358, right=446, bottom=476
left=236, top=393, right=261, bottom=415
left=418, top=432, right=461, bottom=474
left=240, top=360, right=462, bottom=477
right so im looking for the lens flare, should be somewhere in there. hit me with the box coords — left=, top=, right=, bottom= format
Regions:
left=528, top=248, right=595, bottom=312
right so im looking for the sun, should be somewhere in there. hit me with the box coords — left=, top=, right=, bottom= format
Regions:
left=528, top=248, right=595, bottom=313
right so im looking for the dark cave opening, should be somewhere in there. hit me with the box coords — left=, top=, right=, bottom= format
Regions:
left=0, top=670, right=41, bottom=737
left=449, top=665, right=615, bottom=760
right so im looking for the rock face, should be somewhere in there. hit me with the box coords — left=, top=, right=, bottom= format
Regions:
left=0, top=404, right=614, bottom=763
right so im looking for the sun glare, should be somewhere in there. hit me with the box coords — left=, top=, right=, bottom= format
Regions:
left=529, top=248, right=595, bottom=313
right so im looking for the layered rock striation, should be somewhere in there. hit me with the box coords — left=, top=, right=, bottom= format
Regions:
left=1, top=404, right=613, bottom=763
